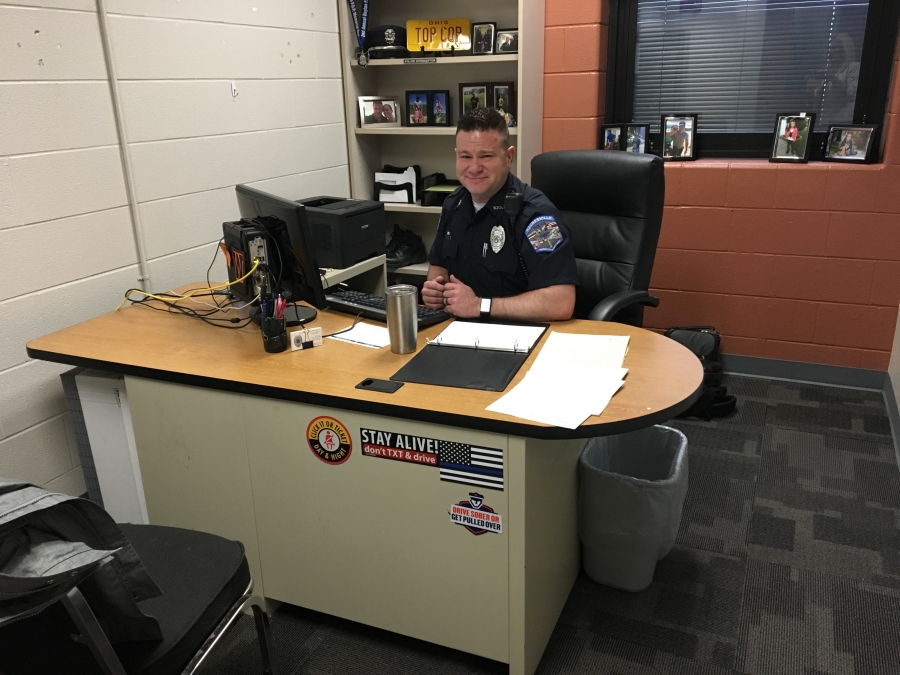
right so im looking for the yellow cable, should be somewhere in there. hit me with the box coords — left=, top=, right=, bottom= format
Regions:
left=117, top=258, right=261, bottom=310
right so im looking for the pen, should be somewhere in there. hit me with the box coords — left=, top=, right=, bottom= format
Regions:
left=482, top=243, right=487, bottom=257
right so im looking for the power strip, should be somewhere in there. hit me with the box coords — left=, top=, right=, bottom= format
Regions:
left=291, top=326, right=323, bottom=350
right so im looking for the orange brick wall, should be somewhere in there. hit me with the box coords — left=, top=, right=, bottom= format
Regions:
left=543, top=0, right=900, bottom=370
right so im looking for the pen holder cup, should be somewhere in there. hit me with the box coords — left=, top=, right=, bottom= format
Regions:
left=261, top=316, right=288, bottom=353
left=385, top=285, right=418, bottom=354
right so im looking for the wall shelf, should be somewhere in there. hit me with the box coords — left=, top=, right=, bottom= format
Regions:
left=356, top=126, right=517, bottom=136
left=384, top=202, right=444, bottom=214
left=350, top=54, right=518, bottom=68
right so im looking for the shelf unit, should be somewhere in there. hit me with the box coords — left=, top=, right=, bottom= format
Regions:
left=337, top=0, right=545, bottom=277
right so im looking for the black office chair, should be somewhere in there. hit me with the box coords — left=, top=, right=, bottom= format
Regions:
left=0, top=523, right=275, bottom=675
left=531, top=150, right=665, bottom=326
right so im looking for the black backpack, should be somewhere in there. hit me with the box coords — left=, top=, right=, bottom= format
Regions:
left=664, top=326, right=736, bottom=420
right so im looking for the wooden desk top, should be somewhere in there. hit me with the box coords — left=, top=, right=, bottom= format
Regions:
left=27, top=292, right=702, bottom=439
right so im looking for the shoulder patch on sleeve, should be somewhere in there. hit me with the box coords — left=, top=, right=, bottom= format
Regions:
left=525, top=215, right=564, bottom=253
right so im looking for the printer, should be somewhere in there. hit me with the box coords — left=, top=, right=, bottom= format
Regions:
left=296, top=196, right=385, bottom=269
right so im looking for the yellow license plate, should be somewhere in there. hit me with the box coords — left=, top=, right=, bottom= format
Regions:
left=406, top=18, right=471, bottom=52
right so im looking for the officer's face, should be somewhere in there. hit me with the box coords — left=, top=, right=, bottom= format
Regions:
left=455, top=130, right=515, bottom=203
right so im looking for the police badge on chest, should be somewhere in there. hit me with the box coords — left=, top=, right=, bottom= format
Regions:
left=489, top=225, right=505, bottom=253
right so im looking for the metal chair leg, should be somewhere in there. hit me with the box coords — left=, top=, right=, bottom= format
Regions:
left=251, top=603, right=276, bottom=674
left=61, top=587, right=128, bottom=675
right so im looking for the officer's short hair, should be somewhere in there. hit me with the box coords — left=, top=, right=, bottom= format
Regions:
left=457, top=108, right=510, bottom=148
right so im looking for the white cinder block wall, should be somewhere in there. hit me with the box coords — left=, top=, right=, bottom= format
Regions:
left=0, top=0, right=350, bottom=495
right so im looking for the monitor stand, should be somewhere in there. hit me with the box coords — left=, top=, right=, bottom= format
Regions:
left=284, top=304, right=317, bottom=326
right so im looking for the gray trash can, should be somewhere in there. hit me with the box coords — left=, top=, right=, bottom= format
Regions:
left=578, top=425, right=688, bottom=592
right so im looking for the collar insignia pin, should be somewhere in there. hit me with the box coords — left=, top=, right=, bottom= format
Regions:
left=490, top=225, right=505, bottom=253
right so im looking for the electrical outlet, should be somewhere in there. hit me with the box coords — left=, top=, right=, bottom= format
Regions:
left=291, top=326, right=323, bottom=350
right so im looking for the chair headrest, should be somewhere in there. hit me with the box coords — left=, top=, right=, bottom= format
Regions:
left=531, top=150, right=664, bottom=219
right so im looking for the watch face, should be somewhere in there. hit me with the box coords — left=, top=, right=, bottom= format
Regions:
left=481, top=298, right=491, bottom=313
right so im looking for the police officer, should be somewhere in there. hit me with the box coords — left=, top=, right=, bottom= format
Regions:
left=422, top=108, right=577, bottom=322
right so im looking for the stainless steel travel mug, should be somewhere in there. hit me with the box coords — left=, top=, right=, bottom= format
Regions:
left=385, top=284, right=418, bottom=354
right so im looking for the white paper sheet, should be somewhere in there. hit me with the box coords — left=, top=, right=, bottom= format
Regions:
left=328, top=323, right=391, bottom=349
left=430, top=322, right=545, bottom=352
left=484, top=331, right=630, bottom=428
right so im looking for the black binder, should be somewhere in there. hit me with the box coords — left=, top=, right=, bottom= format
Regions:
left=389, top=323, right=547, bottom=392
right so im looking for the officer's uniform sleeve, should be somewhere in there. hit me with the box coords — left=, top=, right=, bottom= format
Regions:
left=426, top=189, right=463, bottom=269
left=518, top=199, right=579, bottom=292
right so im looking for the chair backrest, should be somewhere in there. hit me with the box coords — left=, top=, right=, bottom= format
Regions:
left=531, top=150, right=665, bottom=325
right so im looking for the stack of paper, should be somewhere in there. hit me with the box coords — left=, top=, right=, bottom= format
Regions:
left=328, top=323, right=392, bottom=349
left=486, top=332, right=630, bottom=429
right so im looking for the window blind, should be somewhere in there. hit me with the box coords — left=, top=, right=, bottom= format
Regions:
left=633, top=0, right=870, bottom=133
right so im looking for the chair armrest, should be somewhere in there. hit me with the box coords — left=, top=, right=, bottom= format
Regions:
left=587, top=290, right=660, bottom=322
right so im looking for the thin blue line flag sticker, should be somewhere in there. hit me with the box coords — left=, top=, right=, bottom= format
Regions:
left=525, top=215, right=564, bottom=253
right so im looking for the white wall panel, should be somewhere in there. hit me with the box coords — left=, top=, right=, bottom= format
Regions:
left=0, top=207, right=136, bottom=301
left=0, top=158, right=18, bottom=230
left=286, top=0, right=339, bottom=34
left=129, top=124, right=346, bottom=202
left=0, top=6, right=107, bottom=81
left=0, top=82, right=117, bottom=155
left=314, top=32, right=342, bottom=79
left=0, top=265, right=139, bottom=372
left=297, top=78, right=345, bottom=127
left=11, top=1, right=95, bottom=10
left=140, top=187, right=238, bottom=260
left=147, top=242, right=226, bottom=294
left=0, top=360, right=70, bottom=439
left=120, top=79, right=299, bottom=142
left=298, top=165, right=350, bottom=198
left=44, top=465, right=87, bottom=497
left=0, top=414, right=73, bottom=486
left=105, top=0, right=291, bottom=28
left=9, top=146, right=127, bottom=225
left=109, top=15, right=317, bottom=80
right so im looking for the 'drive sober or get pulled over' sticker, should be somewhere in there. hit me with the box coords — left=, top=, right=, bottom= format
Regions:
left=307, top=416, right=352, bottom=465
left=450, top=493, right=502, bottom=535
left=360, top=428, right=504, bottom=490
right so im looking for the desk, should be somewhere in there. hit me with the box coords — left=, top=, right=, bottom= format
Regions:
left=27, top=297, right=702, bottom=675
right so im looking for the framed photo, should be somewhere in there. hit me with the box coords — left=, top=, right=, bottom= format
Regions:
left=430, top=90, right=450, bottom=126
left=769, top=113, right=815, bottom=163
left=661, top=114, right=698, bottom=160
left=472, top=23, right=496, bottom=55
left=491, top=82, right=516, bottom=127
left=600, top=124, right=624, bottom=151
left=496, top=29, right=518, bottom=54
left=358, top=96, right=401, bottom=128
left=406, top=91, right=429, bottom=126
left=823, top=124, right=878, bottom=163
left=625, top=124, right=650, bottom=153
left=459, top=83, right=489, bottom=118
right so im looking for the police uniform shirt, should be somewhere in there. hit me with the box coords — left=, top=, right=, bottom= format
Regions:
left=427, top=173, right=578, bottom=299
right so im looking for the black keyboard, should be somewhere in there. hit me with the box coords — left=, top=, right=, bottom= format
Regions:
left=325, top=290, right=449, bottom=329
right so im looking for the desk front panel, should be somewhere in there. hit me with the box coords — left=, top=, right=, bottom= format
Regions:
left=244, top=395, right=512, bottom=662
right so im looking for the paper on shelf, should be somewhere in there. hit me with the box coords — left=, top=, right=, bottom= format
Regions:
left=328, top=323, right=391, bottom=349
left=430, top=322, right=545, bottom=352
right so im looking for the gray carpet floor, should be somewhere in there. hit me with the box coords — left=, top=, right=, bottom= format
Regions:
left=200, top=375, right=900, bottom=675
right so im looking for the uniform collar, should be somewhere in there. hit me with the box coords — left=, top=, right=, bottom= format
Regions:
left=460, top=172, right=516, bottom=223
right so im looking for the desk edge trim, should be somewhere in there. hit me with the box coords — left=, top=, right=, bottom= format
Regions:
left=27, top=347, right=703, bottom=439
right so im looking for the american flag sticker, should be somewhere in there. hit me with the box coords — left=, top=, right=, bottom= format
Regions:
left=359, top=429, right=504, bottom=491
left=438, top=440, right=504, bottom=491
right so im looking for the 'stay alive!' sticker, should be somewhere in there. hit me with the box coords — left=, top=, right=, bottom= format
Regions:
left=307, top=416, right=352, bottom=465
left=450, top=493, right=502, bottom=535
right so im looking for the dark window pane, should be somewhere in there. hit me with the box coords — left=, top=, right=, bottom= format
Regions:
left=634, top=0, right=869, bottom=133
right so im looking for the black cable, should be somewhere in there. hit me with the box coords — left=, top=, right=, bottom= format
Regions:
left=129, top=295, right=254, bottom=329
left=206, top=238, right=225, bottom=308
left=322, top=313, right=363, bottom=338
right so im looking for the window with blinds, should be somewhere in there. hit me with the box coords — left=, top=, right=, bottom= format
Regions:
left=633, top=0, right=870, bottom=134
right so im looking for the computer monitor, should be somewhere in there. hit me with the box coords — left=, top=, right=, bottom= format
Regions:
left=234, top=184, right=328, bottom=311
